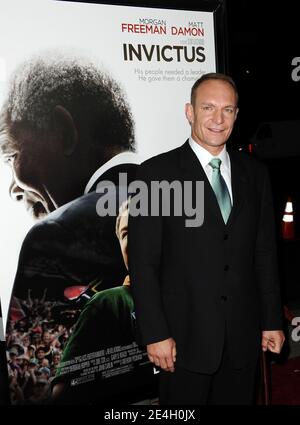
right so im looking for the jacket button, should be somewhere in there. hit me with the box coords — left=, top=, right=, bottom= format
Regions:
left=224, top=265, right=229, bottom=271
left=221, top=295, right=227, bottom=301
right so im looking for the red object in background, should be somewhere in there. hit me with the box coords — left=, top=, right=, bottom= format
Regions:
left=282, top=196, right=295, bottom=240
left=247, top=143, right=253, bottom=154
left=64, top=286, right=88, bottom=300
left=271, top=357, right=300, bottom=405
left=9, top=296, right=26, bottom=322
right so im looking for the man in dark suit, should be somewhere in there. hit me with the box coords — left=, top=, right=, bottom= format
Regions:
left=128, top=73, right=285, bottom=405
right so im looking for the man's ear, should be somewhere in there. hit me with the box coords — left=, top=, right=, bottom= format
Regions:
left=53, top=105, right=78, bottom=156
left=185, top=103, right=194, bottom=125
left=234, top=107, right=239, bottom=121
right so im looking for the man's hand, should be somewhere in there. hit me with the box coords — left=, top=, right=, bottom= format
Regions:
left=262, top=330, right=285, bottom=354
left=147, top=337, right=176, bottom=372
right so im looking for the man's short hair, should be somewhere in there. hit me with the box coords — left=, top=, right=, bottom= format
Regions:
left=190, top=72, right=239, bottom=106
left=0, top=51, right=135, bottom=153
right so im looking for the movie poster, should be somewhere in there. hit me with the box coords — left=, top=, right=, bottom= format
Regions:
left=0, top=0, right=217, bottom=404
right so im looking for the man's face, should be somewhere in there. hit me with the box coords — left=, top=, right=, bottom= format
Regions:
left=185, top=79, right=238, bottom=155
left=42, top=332, right=51, bottom=345
left=116, top=206, right=129, bottom=270
left=1, top=124, right=58, bottom=219
left=36, top=348, right=46, bottom=359
left=53, top=354, right=61, bottom=365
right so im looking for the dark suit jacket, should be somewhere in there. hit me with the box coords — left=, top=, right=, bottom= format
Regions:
left=128, top=141, right=283, bottom=374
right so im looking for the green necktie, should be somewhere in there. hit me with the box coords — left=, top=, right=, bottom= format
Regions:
left=209, top=158, right=232, bottom=223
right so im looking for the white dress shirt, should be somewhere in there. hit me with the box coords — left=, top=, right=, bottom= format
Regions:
left=84, top=151, right=141, bottom=195
left=189, top=137, right=233, bottom=203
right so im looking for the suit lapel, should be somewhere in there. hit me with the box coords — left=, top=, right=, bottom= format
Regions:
left=178, top=141, right=225, bottom=227
left=178, top=141, right=248, bottom=228
left=226, top=150, right=247, bottom=227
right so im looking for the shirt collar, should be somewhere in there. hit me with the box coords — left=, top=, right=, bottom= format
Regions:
left=84, top=151, right=141, bottom=194
left=189, top=137, right=230, bottom=171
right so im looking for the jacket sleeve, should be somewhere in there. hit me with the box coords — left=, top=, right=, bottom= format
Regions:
left=128, top=162, right=170, bottom=345
left=255, top=166, right=283, bottom=330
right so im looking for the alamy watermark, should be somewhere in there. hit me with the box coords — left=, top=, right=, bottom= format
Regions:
left=291, top=317, right=300, bottom=342
left=291, top=57, right=300, bottom=81
left=95, top=172, right=204, bottom=228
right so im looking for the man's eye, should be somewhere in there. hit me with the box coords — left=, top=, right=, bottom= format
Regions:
left=224, top=108, right=234, bottom=114
left=201, top=106, right=213, bottom=111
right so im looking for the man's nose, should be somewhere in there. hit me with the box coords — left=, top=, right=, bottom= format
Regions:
left=212, top=108, right=224, bottom=124
left=9, top=180, right=24, bottom=202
